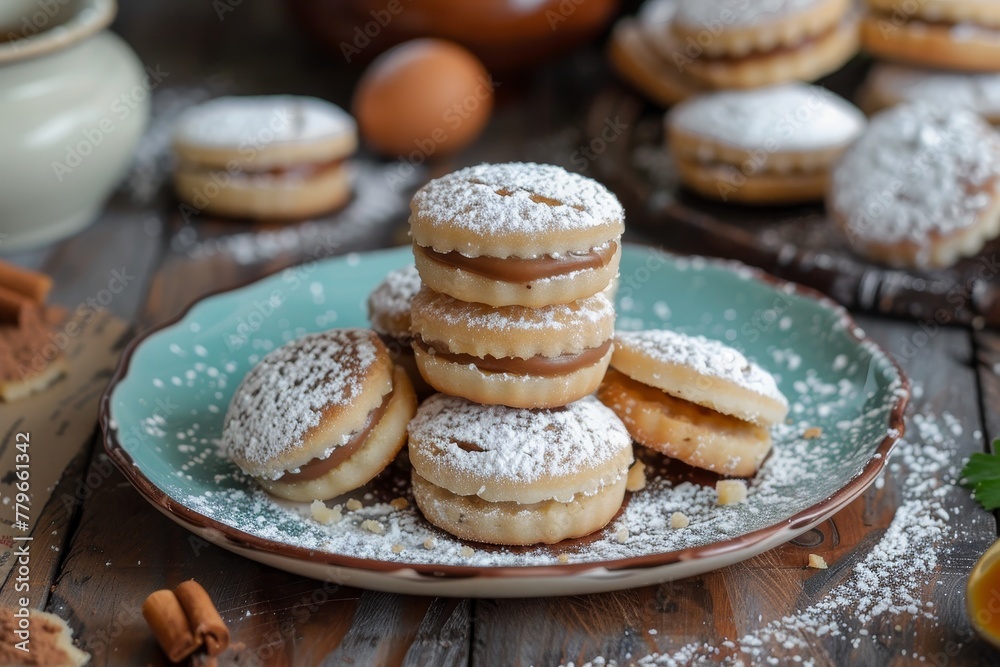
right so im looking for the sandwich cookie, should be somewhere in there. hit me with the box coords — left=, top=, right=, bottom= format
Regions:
left=597, top=329, right=789, bottom=477
left=222, top=329, right=416, bottom=502
left=173, top=95, right=357, bottom=221
left=408, top=395, right=633, bottom=545
left=608, top=0, right=702, bottom=107
left=410, top=162, right=624, bottom=308
left=671, top=0, right=859, bottom=89
left=410, top=287, right=615, bottom=409
left=666, top=84, right=866, bottom=205
left=366, top=264, right=432, bottom=397
left=862, top=0, right=1000, bottom=72
left=859, top=62, right=1000, bottom=123
left=828, top=103, right=1000, bottom=269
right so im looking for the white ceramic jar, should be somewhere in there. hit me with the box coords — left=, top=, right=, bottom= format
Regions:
left=0, top=0, right=149, bottom=251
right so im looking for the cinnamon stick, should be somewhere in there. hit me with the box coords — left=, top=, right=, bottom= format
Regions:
left=141, top=589, right=202, bottom=662
left=0, top=261, right=51, bottom=303
left=174, top=580, right=230, bottom=656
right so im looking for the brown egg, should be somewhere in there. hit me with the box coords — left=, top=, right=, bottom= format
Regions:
left=353, top=38, right=493, bottom=158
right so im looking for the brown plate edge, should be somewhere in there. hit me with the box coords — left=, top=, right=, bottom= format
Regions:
left=98, top=243, right=910, bottom=580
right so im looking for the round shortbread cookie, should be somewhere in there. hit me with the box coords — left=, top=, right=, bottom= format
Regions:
left=828, top=103, right=1000, bottom=269
left=667, top=84, right=866, bottom=171
left=680, top=16, right=860, bottom=89
left=223, top=329, right=416, bottom=502
left=367, top=264, right=421, bottom=340
left=173, top=162, right=352, bottom=220
left=598, top=368, right=773, bottom=477
left=859, top=63, right=1000, bottom=123
left=860, top=14, right=1000, bottom=72
left=407, top=394, right=633, bottom=506
left=173, top=95, right=357, bottom=170
left=260, top=366, right=416, bottom=501
left=867, top=0, right=1000, bottom=27
left=409, top=162, right=624, bottom=258
left=673, top=0, right=851, bottom=58
left=608, top=18, right=701, bottom=107
left=412, top=471, right=627, bottom=545
left=612, top=329, right=789, bottom=426
left=674, top=157, right=830, bottom=204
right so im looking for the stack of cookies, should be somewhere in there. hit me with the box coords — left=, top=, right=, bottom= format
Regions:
left=405, top=162, right=635, bottom=545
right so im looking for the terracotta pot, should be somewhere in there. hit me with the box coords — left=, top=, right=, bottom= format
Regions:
left=287, top=0, right=620, bottom=71
left=0, top=0, right=149, bottom=251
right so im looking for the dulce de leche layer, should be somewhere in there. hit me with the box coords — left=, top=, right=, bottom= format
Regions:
left=419, top=242, right=617, bottom=283
left=276, top=387, right=393, bottom=483
left=415, top=338, right=611, bottom=376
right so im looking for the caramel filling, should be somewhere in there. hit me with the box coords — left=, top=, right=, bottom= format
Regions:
left=276, top=387, right=393, bottom=483
left=699, top=22, right=838, bottom=63
left=414, top=338, right=611, bottom=376
left=871, top=11, right=1000, bottom=33
left=188, top=158, right=346, bottom=180
left=419, top=242, right=617, bottom=283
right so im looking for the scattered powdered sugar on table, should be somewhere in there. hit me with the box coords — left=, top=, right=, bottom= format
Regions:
left=615, top=329, right=788, bottom=407
left=221, top=329, right=382, bottom=478
left=668, top=85, right=865, bottom=153
left=568, top=397, right=981, bottom=666
left=674, top=0, right=825, bottom=31
left=409, top=162, right=625, bottom=238
left=830, top=103, right=1000, bottom=244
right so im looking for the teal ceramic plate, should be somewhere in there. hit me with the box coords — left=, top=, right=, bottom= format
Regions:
left=101, top=244, right=908, bottom=597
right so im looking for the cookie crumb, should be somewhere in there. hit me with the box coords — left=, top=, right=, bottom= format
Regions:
left=423, top=537, right=436, bottom=550
left=626, top=460, right=647, bottom=492
left=346, top=498, right=363, bottom=511
left=389, top=497, right=409, bottom=510
left=361, top=519, right=384, bottom=535
left=808, top=553, right=828, bottom=569
left=391, top=543, right=404, bottom=554
left=670, top=511, right=690, bottom=529
left=309, top=500, right=342, bottom=525
left=460, top=546, right=475, bottom=558
left=716, top=480, right=748, bottom=505
left=803, top=427, right=823, bottom=439
left=557, top=554, right=570, bottom=563
left=616, top=528, right=630, bottom=543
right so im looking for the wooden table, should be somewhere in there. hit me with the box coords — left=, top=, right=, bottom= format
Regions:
left=3, top=1, right=1000, bottom=665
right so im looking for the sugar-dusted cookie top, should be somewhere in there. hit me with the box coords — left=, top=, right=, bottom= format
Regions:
left=407, top=395, right=632, bottom=504
left=367, top=265, right=421, bottom=338
left=409, top=162, right=625, bottom=257
left=830, top=103, right=1000, bottom=245
left=865, top=63, right=1000, bottom=121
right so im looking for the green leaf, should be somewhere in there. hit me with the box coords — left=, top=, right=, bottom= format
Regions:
left=962, top=451, right=1000, bottom=486
left=973, top=481, right=1000, bottom=512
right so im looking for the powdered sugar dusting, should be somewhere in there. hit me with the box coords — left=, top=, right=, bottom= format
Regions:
left=668, top=84, right=865, bottom=153
left=410, top=162, right=625, bottom=239
left=408, top=395, right=631, bottom=493
left=866, top=63, right=1000, bottom=120
left=830, top=103, right=1000, bottom=244
left=174, top=95, right=355, bottom=149
left=675, top=0, right=826, bottom=30
left=615, top=329, right=788, bottom=408
left=221, top=329, right=383, bottom=477
left=367, top=265, right=420, bottom=337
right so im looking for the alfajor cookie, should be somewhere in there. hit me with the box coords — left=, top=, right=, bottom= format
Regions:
left=173, top=95, right=357, bottom=221
left=409, top=162, right=624, bottom=308
left=597, top=329, right=788, bottom=477
left=410, top=286, right=615, bottom=409
left=666, top=84, right=866, bottom=205
left=828, top=103, right=1000, bottom=269
left=859, top=62, right=1000, bottom=123
left=408, top=394, right=633, bottom=545
left=366, top=264, right=432, bottom=397
left=671, top=0, right=859, bottom=89
left=862, top=0, right=1000, bottom=72
left=222, top=329, right=416, bottom=502
left=608, top=1, right=702, bottom=107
